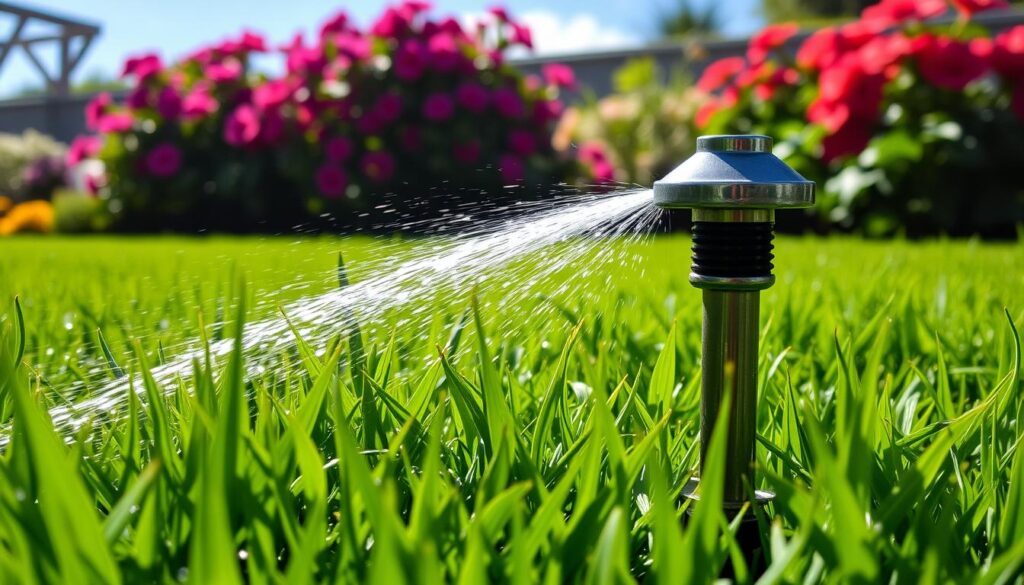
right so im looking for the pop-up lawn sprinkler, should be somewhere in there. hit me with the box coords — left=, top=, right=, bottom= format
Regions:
left=654, top=135, right=814, bottom=510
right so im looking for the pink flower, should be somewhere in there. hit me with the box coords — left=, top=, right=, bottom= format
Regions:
left=326, top=136, right=354, bottom=161
left=747, top=23, right=799, bottom=65
left=156, top=87, right=182, bottom=120
left=361, top=151, right=395, bottom=183
left=253, top=79, right=294, bottom=109
left=590, top=161, right=615, bottom=183
left=533, top=98, right=564, bottom=124
left=992, top=26, right=1024, bottom=78
left=578, top=142, right=608, bottom=165
left=126, top=86, right=150, bottom=109
left=453, top=139, right=481, bottom=164
left=697, top=57, right=746, bottom=92
left=542, top=63, right=576, bottom=89
left=183, top=87, right=218, bottom=118
left=456, top=82, right=489, bottom=112
left=498, top=154, right=524, bottom=183
left=427, top=32, right=461, bottom=72
left=145, top=142, right=182, bottom=177
left=510, top=22, right=532, bottom=49
left=205, top=59, right=243, bottom=83
left=66, top=135, right=102, bottom=166
left=335, top=33, right=371, bottom=62
left=319, top=10, right=352, bottom=39
left=394, top=39, right=427, bottom=81
left=236, top=30, right=268, bottom=53
left=488, top=6, right=510, bottom=22
left=316, top=164, right=348, bottom=198
left=283, top=34, right=326, bottom=74
left=507, top=129, right=536, bottom=156
left=371, top=6, right=412, bottom=38
left=121, top=52, right=163, bottom=81
left=423, top=92, right=454, bottom=121
left=85, top=92, right=112, bottom=130
left=224, top=104, right=261, bottom=146
left=374, top=92, right=404, bottom=123
left=492, top=87, right=524, bottom=117
left=98, top=112, right=134, bottom=133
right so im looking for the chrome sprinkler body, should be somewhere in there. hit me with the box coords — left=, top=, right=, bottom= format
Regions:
left=654, top=135, right=814, bottom=508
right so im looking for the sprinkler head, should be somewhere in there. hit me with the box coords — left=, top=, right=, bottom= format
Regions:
left=654, top=135, right=814, bottom=513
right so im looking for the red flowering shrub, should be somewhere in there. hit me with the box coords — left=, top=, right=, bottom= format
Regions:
left=697, top=0, right=1024, bottom=236
left=68, top=3, right=597, bottom=232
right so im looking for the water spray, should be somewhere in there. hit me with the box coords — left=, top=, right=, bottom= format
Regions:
left=653, top=135, right=814, bottom=509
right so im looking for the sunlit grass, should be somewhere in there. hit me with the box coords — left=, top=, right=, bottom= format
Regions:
left=0, top=234, right=1022, bottom=583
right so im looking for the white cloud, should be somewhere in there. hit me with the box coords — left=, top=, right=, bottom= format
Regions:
left=462, top=10, right=641, bottom=57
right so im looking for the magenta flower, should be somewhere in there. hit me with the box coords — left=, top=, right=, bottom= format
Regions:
left=319, top=10, right=352, bottom=39
left=542, top=63, right=576, bottom=89
left=259, top=108, right=285, bottom=145
left=283, top=34, right=326, bottom=74
left=361, top=151, right=395, bottom=183
left=510, top=22, right=533, bottom=49
left=456, top=82, right=489, bottom=112
left=205, top=59, right=243, bottom=83
left=326, top=136, right=354, bottom=161
left=498, top=154, right=524, bottom=183
left=578, top=142, right=608, bottom=164
left=183, top=87, right=218, bottom=118
left=533, top=98, right=564, bottom=124
left=66, top=135, right=102, bottom=166
left=453, top=139, right=481, bottom=164
left=427, top=32, right=461, bottom=72
left=394, top=39, right=427, bottom=81
left=224, top=104, right=261, bottom=146
left=371, top=6, right=412, bottom=38
left=237, top=30, right=268, bottom=53
left=156, top=87, right=182, bottom=120
left=253, top=79, right=294, bottom=109
left=508, top=129, right=536, bottom=156
left=488, top=6, right=510, bottom=22
left=126, top=86, right=150, bottom=109
left=85, top=92, right=112, bottom=130
left=316, top=164, right=348, bottom=198
left=121, top=53, right=163, bottom=81
left=335, top=33, right=371, bottom=62
left=98, top=112, right=134, bottom=133
left=145, top=142, right=182, bottom=177
left=492, top=88, right=524, bottom=118
left=374, top=92, right=404, bottom=123
left=423, top=92, right=454, bottom=121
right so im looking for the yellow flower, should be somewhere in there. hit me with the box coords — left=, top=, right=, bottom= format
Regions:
left=0, top=195, right=12, bottom=215
left=0, top=200, right=54, bottom=235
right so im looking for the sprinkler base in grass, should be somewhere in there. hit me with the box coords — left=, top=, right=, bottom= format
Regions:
left=654, top=135, right=814, bottom=510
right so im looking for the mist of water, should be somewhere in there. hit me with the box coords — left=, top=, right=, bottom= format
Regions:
left=5, top=188, right=660, bottom=445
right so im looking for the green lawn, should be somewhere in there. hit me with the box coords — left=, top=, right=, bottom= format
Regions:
left=0, top=235, right=1022, bottom=583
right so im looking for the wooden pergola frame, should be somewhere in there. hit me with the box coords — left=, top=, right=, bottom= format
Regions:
left=0, top=1, right=100, bottom=97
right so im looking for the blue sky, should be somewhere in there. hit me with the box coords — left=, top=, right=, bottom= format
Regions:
left=0, top=0, right=763, bottom=96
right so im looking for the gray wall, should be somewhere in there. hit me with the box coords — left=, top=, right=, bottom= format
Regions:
left=5, top=8, right=1024, bottom=144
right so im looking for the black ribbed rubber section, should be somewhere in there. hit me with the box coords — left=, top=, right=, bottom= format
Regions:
left=691, top=222, right=775, bottom=278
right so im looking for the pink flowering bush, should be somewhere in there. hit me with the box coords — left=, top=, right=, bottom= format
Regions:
left=697, top=0, right=1024, bottom=236
left=69, top=3, right=597, bottom=232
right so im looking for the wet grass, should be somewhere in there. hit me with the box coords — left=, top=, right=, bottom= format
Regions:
left=0, top=234, right=1022, bottom=583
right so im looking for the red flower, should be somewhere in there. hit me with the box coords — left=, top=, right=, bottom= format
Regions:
left=145, top=142, right=182, bottom=177
left=362, top=151, right=395, bottom=183
left=422, top=92, right=454, bottom=121
left=456, top=82, right=489, bottom=112
left=224, top=104, right=261, bottom=146
left=66, top=135, right=102, bottom=166
left=747, top=23, right=799, bottom=65
left=121, top=53, right=163, bottom=81
left=991, top=26, right=1024, bottom=78
left=861, top=0, right=946, bottom=28
left=912, top=34, right=989, bottom=91
left=950, top=0, right=1009, bottom=18
left=856, top=33, right=912, bottom=75
left=315, top=164, right=348, bottom=198
left=821, top=121, right=873, bottom=163
left=542, top=63, right=577, bottom=89
left=697, top=57, right=745, bottom=92
left=498, top=154, right=524, bottom=183
left=818, top=57, right=886, bottom=118
left=808, top=98, right=851, bottom=132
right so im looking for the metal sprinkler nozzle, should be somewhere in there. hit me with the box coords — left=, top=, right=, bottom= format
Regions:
left=654, top=135, right=814, bottom=509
